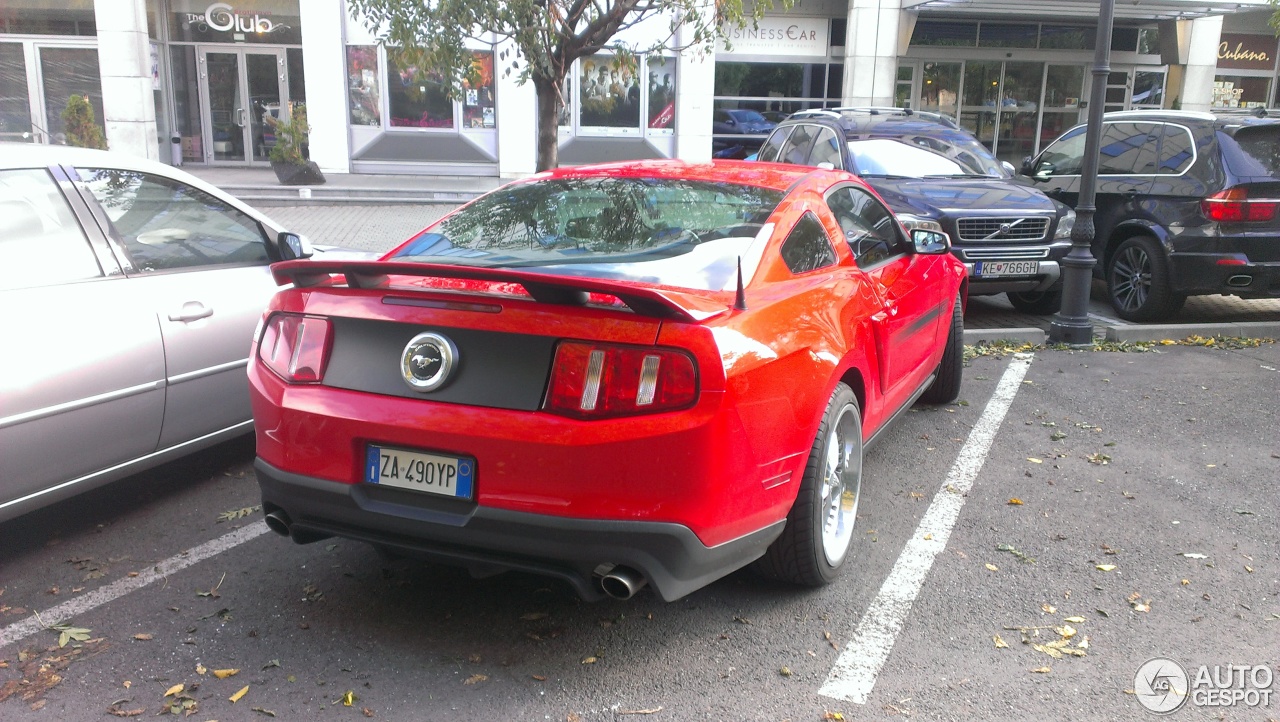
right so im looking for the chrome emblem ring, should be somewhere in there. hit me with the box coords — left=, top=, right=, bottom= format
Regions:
left=400, top=332, right=457, bottom=392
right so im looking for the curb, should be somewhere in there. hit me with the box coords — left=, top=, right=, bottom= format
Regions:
left=963, top=328, right=1047, bottom=345
left=965, top=322, right=1280, bottom=346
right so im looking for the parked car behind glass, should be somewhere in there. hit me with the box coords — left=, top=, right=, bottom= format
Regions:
left=756, top=107, right=1075, bottom=314
left=0, top=143, right=364, bottom=522
left=1026, top=109, right=1280, bottom=321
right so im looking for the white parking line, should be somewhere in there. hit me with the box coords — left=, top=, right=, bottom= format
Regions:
left=0, top=521, right=269, bottom=649
left=819, top=352, right=1034, bottom=704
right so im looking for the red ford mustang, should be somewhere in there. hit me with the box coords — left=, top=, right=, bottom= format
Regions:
left=249, top=160, right=967, bottom=601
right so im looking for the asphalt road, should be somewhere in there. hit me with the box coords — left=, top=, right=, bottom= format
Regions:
left=2, top=343, right=1276, bottom=721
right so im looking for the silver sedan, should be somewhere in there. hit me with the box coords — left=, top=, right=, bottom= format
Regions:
left=0, top=142, right=356, bottom=522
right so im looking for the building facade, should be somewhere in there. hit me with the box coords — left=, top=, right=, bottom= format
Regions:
left=2, top=0, right=1276, bottom=176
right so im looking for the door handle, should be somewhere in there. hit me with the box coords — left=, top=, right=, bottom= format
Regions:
left=169, top=302, right=213, bottom=323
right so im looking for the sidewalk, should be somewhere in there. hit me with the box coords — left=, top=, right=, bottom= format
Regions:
left=183, top=165, right=502, bottom=204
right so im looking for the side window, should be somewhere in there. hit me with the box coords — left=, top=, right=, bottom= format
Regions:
left=779, top=124, right=817, bottom=165
left=757, top=127, right=792, bottom=163
left=826, top=186, right=905, bottom=267
left=779, top=211, right=837, bottom=274
left=808, top=127, right=843, bottom=168
left=1098, top=122, right=1158, bottom=174
left=79, top=168, right=269, bottom=273
left=1158, top=124, right=1195, bottom=174
left=1037, top=126, right=1086, bottom=176
left=0, top=168, right=101, bottom=291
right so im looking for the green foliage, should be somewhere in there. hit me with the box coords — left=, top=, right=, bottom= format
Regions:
left=1271, top=0, right=1280, bottom=35
left=268, top=103, right=310, bottom=165
left=61, top=94, right=106, bottom=150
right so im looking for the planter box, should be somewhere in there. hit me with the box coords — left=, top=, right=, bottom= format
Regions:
left=272, top=160, right=326, bottom=186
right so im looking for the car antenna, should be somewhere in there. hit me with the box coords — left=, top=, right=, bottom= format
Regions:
left=734, top=257, right=747, bottom=311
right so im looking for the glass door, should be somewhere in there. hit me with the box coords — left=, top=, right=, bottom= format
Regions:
left=198, top=48, right=286, bottom=164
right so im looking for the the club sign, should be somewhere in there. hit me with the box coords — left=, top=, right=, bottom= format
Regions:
left=186, top=3, right=291, bottom=36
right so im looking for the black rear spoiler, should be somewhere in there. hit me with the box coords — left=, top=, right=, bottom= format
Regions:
left=271, top=259, right=729, bottom=323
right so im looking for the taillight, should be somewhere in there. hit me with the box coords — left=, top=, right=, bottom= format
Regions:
left=1201, top=187, right=1280, bottom=222
left=544, top=341, right=698, bottom=419
left=257, top=312, right=332, bottom=383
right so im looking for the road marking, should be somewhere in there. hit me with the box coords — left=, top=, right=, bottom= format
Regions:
left=0, top=521, right=269, bottom=649
left=819, top=352, right=1034, bottom=704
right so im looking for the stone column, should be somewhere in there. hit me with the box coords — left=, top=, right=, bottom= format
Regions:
left=675, top=4, right=715, bottom=163
left=1179, top=15, right=1223, bottom=112
left=300, top=0, right=351, bottom=173
left=842, top=0, right=904, bottom=107
left=496, top=40, right=538, bottom=178
left=93, top=0, right=157, bottom=160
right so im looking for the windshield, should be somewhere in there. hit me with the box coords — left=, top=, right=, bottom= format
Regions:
left=1221, top=125, right=1280, bottom=177
left=847, top=137, right=1006, bottom=178
left=390, top=177, right=784, bottom=292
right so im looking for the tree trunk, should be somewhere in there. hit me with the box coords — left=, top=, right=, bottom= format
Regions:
left=533, top=76, right=561, bottom=172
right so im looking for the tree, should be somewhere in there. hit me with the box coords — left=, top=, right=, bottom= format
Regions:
left=349, top=0, right=786, bottom=172
left=61, top=95, right=106, bottom=150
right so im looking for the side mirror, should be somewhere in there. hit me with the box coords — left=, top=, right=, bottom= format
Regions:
left=1002, top=160, right=1017, bottom=176
left=724, top=118, right=736, bottom=127
left=911, top=228, right=951, bottom=255
left=1020, top=155, right=1034, bottom=175
left=276, top=231, right=313, bottom=261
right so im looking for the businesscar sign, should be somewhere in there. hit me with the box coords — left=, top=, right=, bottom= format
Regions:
left=721, top=17, right=830, bottom=57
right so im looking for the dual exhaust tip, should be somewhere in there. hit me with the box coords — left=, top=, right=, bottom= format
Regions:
left=267, top=510, right=649, bottom=600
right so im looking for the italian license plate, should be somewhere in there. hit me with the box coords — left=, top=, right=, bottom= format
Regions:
left=364, top=445, right=474, bottom=499
left=975, top=260, right=1039, bottom=277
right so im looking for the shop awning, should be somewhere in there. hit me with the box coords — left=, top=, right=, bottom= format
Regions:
left=903, top=0, right=1273, bottom=21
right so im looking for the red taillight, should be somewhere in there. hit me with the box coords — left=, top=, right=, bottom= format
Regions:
left=257, top=312, right=332, bottom=383
left=1201, top=187, right=1280, bottom=222
left=544, top=341, right=698, bottom=419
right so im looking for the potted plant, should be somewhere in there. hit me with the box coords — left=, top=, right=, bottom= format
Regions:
left=61, top=95, right=107, bottom=149
left=267, top=103, right=325, bottom=186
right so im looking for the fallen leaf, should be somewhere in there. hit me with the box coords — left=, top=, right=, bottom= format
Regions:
left=1095, top=609, right=1109, bottom=618
left=195, top=664, right=206, bottom=675
left=923, top=533, right=933, bottom=540
left=251, top=707, right=277, bottom=717
left=339, top=690, right=356, bottom=706
left=1032, top=666, right=1051, bottom=674
left=780, top=666, right=792, bottom=677
left=985, top=563, right=999, bottom=572
left=214, top=668, right=239, bottom=679
left=1063, top=616, right=1085, bottom=623
left=229, top=685, right=249, bottom=703
left=1026, top=458, right=1043, bottom=464
left=1095, top=564, right=1116, bottom=572
left=463, top=674, right=487, bottom=685
left=262, top=659, right=281, bottom=670
left=531, top=674, right=547, bottom=681
left=822, top=713, right=845, bottom=721
left=993, top=635, right=1009, bottom=649
left=106, top=704, right=143, bottom=717
left=164, top=683, right=184, bottom=697
left=1077, top=636, right=1089, bottom=649
left=362, top=708, right=375, bottom=718
left=1055, top=625, right=1077, bottom=639
left=617, top=707, right=663, bottom=715
left=1041, top=603, right=1057, bottom=614
left=1008, top=498, right=1024, bottom=505
left=1245, top=566, right=1254, bottom=573
left=1033, top=644, right=1063, bottom=659
left=581, top=657, right=598, bottom=665
left=123, top=680, right=131, bottom=688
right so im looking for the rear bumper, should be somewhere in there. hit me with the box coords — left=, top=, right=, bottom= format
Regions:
left=256, top=458, right=784, bottom=602
left=1169, top=254, right=1280, bottom=297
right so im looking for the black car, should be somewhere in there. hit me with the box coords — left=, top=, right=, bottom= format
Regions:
left=756, top=107, right=1075, bottom=314
left=712, top=109, right=778, bottom=159
left=1026, top=109, right=1280, bottom=321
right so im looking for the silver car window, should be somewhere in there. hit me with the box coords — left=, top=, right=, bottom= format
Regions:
left=0, top=168, right=101, bottom=291
left=78, top=168, right=268, bottom=273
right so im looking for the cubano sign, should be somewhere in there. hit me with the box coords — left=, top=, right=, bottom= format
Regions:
left=186, top=2, right=291, bottom=36
left=1217, top=33, right=1278, bottom=72
left=721, top=16, right=829, bottom=57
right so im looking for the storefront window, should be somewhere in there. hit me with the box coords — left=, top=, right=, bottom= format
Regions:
left=1215, top=76, right=1270, bottom=109
left=39, top=46, right=103, bottom=144
left=461, top=52, right=495, bottom=129
left=168, top=0, right=302, bottom=45
left=170, top=46, right=202, bottom=161
left=580, top=54, right=641, bottom=132
left=1039, top=26, right=1093, bottom=50
left=287, top=48, right=305, bottom=103
left=979, top=24, right=1037, bottom=49
left=912, top=21, right=977, bottom=47
left=1132, top=71, right=1164, bottom=108
left=386, top=48, right=453, bottom=128
left=0, top=0, right=96, bottom=36
left=921, top=62, right=960, bottom=117
left=0, top=43, right=32, bottom=142
left=346, top=45, right=381, bottom=127
left=647, top=56, right=676, bottom=133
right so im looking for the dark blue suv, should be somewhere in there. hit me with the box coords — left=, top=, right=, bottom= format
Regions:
left=757, top=108, right=1075, bottom=314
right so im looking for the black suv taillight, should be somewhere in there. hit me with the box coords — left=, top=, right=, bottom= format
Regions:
left=1201, top=187, right=1280, bottom=222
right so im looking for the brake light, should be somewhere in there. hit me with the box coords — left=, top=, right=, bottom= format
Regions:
left=544, top=341, right=698, bottom=419
left=257, top=312, right=332, bottom=383
left=1201, top=187, right=1280, bottom=222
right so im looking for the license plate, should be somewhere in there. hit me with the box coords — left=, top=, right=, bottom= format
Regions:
left=364, top=445, right=474, bottom=499
left=975, top=260, right=1039, bottom=277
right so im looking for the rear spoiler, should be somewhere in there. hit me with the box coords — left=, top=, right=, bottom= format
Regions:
left=271, top=259, right=731, bottom=323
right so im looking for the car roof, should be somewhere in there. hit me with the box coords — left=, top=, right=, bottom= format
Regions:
left=1102, top=108, right=1280, bottom=129
left=780, top=109, right=972, bottom=140
left=530, top=158, right=842, bottom=193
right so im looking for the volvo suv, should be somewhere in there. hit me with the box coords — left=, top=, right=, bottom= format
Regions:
left=756, top=107, right=1075, bottom=314
left=1026, top=109, right=1280, bottom=321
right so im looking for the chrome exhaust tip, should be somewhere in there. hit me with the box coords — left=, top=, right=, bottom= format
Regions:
left=1226, top=274, right=1253, bottom=287
left=600, top=566, right=648, bottom=600
left=264, top=510, right=292, bottom=537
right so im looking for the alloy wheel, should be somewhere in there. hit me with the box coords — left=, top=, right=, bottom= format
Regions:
left=1111, top=245, right=1152, bottom=312
left=820, top=403, right=862, bottom=566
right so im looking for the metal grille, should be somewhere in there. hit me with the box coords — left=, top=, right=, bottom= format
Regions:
left=961, top=247, right=1049, bottom=261
left=956, top=217, right=1050, bottom=242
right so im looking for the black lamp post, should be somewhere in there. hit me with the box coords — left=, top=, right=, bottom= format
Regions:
left=1049, top=0, right=1115, bottom=345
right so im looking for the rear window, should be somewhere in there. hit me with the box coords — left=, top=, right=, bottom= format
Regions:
left=391, top=177, right=784, bottom=292
left=1221, top=125, right=1280, bottom=177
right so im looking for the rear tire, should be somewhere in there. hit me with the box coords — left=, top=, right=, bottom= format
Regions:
left=1007, top=286, right=1062, bottom=315
left=754, top=383, right=863, bottom=586
left=920, top=294, right=964, bottom=404
left=1107, top=235, right=1182, bottom=322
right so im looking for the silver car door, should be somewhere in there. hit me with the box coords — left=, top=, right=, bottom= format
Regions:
left=0, top=167, right=165, bottom=519
left=73, top=167, right=277, bottom=449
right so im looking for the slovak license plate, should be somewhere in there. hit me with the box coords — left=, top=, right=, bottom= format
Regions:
left=975, top=260, right=1039, bottom=277
left=365, top=445, right=474, bottom=499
